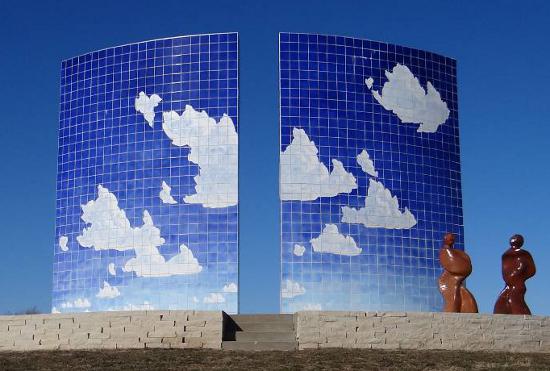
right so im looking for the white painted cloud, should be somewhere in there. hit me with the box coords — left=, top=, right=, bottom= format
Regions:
left=120, top=301, right=155, bottom=311
left=365, top=77, right=374, bottom=89
left=368, top=64, right=450, bottom=133
left=300, top=303, right=322, bottom=311
left=357, top=149, right=378, bottom=177
left=159, top=181, right=177, bottom=204
left=61, top=298, right=91, bottom=309
left=77, top=185, right=202, bottom=277
left=203, top=293, right=225, bottom=304
left=96, top=281, right=121, bottom=299
left=108, top=263, right=116, bottom=276
left=59, top=235, right=69, bottom=252
left=280, top=128, right=357, bottom=201
left=123, top=243, right=203, bottom=277
left=342, top=179, right=417, bottom=229
left=223, top=282, right=238, bottom=293
left=281, top=279, right=306, bottom=298
left=135, top=92, right=162, bottom=128
left=162, top=105, right=238, bottom=208
left=293, top=244, right=306, bottom=257
left=310, top=224, right=362, bottom=256
left=192, top=296, right=199, bottom=304
left=51, top=307, right=60, bottom=314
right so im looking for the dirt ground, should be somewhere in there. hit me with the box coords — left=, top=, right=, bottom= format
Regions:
left=0, top=348, right=549, bottom=370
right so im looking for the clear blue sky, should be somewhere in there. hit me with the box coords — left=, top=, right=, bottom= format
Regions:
left=1, top=0, right=549, bottom=315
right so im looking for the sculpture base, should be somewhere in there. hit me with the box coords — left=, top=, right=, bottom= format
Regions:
left=295, top=311, right=550, bottom=353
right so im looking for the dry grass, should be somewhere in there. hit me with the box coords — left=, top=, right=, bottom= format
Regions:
left=0, top=348, right=549, bottom=370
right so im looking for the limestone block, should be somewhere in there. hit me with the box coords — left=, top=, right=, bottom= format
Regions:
left=160, top=336, right=185, bottom=345
left=108, top=316, right=132, bottom=326
left=115, top=341, right=145, bottom=349
left=89, top=331, right=111, bottom=340
left=378, top=312, right=407, bottom=317
left=298, top=342, right=320, bottom=350
left=147, top=328, right=177, bottom=338
left=145, top=342, right=171, bottom=349
left=184, top=337, right=206, bottom=348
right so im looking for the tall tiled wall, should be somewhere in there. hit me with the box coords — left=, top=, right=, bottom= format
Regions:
left=0, top=311, right=223, bottom=351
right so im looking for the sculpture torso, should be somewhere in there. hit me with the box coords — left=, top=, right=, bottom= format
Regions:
left=438, top=233, right=478, bottom=313
left=494, top=235, right=536, bottom=315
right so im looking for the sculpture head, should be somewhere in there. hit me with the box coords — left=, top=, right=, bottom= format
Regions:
left=443, top=233, right=455, bottom=247
left=510, top=234, right=524, bottom=249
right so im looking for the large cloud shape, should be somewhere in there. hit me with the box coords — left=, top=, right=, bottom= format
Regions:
left=280, top=128, right=357, bottom=201
left=342, top=179, right=417, bottom=229
left=281, top=279, right=306, bottom=298
left=135, top=92, right=162, bottom=128
left=77, top=185, right=202, bottom=277
left=310, top=224, right=362, bottom=256
left=96, top=281, right=121, bottom=299
left=159, top=181, right=177, bottom=204
left=162, top=105, right=238, bottom=208
left=369, top=64, right=450, bottom=133
left=123, top=243, right=203, bottom=277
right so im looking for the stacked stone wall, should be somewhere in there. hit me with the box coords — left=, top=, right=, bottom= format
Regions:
left=295, top=311, right=550, bottom=352
left=0, top=310, right=223, bottom=351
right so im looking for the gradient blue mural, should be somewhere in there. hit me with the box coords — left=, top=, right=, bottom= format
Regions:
left=279, top=33, right=462, bottom=312
left=53, top=33, right=239, bottom=313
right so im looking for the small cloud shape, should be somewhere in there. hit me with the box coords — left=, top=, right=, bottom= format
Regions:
left=310, top=224, right=362, bottom=256
left=203, top=293, right=225, bottom=304
left=192, top=296, right=199, bottom=304
left=159, top=181, right=177, bottom=204
left=162, top=105, right=238, bottom=208
left=96, top=281, right=121, bottom=299
left=59, top=235, right=69, bottom=252
left=368, top=64, right=450, bottom=133
left=357, top=149, right=378, bottom=177
left=365, top=77, right=374, bottom=89
left=51, top=307, right=60, bottom=314
left=300, top=303, right=322, bottom=311
left=280, top=128, right=357, bottom=201
left=108, top=263, right=116, bottom=276
left=293, top=244, right=306, bottom=257
left=223, top=282, right=238, bottom=293
left=135, top=92, right=162, bottom=128
left=61, top=298, right=91, bottom=309
left=342, top=179, right=417, bottom=229
left=281, top=279, right=306, bottom=298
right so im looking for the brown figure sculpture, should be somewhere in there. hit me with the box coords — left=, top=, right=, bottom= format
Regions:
left=493, top=234, right=536, bottom=315
left=438, top=233, right=478, bottom=313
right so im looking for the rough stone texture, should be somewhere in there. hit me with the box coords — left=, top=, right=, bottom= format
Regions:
left=0, top=311, right=223, bottom=351
left=294, top=311, right=550, bottom=352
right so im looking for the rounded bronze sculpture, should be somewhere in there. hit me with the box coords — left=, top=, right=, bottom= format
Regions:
left=493, top=234, right=536, bottom=315
left=438, top=233, right=478, bottom=313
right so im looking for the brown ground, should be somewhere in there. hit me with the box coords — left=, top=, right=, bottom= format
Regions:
left=0, top=348, right=549, bottom=370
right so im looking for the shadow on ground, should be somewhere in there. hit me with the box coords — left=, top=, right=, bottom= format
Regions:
left=0, top=348, right=549, bottom=370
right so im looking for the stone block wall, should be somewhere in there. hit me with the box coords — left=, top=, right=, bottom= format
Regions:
left=295, top=311, right=550, bottom=352
left=0, top=310, right=223, bottom=351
